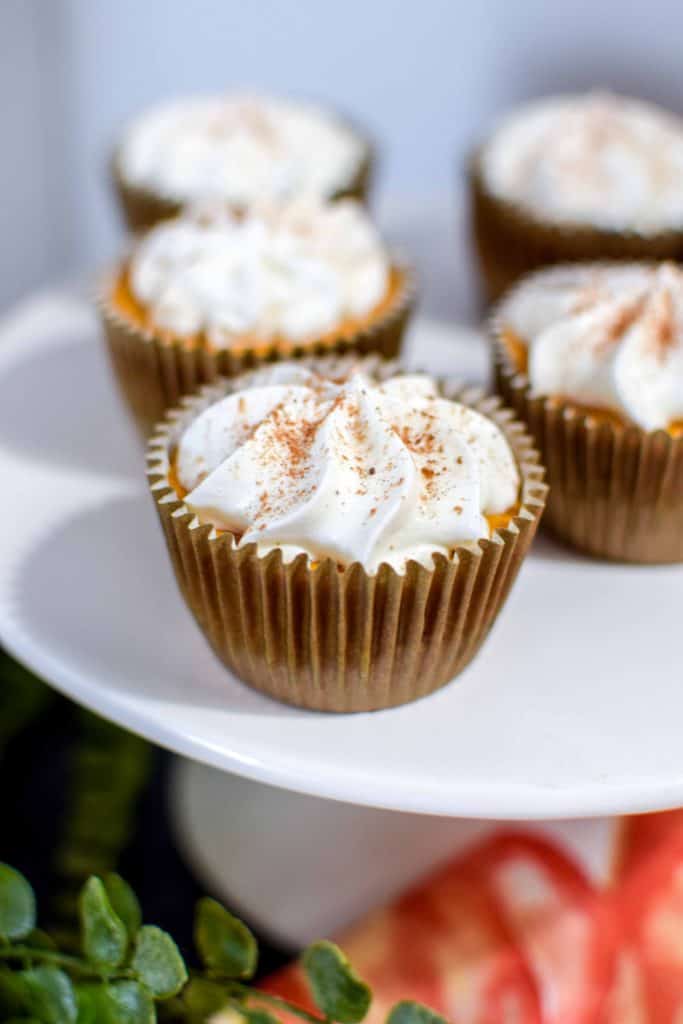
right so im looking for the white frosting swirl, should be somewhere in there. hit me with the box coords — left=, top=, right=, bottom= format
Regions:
left=500, top=263, right=683, bottom=430
left=175, top=365, right=520, bottom=573
left=118, top=95, right=366, bottom=205
left=482, top=93, right=683, bottom=232
left=128, top=198, right=390, bottom=344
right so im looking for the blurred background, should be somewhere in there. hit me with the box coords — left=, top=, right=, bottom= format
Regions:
left=4, top=0, right=683, bottom=317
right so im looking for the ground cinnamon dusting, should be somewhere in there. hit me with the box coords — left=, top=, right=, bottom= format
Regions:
left=648, top=288, right=675, bottom=358
left=602, top=296, right=647, bottom=346
left=252, top=398, right=329, bottom=521
left=571, top=280, right=604, bottom=315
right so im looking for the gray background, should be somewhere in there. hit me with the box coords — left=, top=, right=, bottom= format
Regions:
left=3, top=0, right=683, bottom=316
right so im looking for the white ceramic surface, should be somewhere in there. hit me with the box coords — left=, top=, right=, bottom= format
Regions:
left=1, top=290, right=682, bottom=820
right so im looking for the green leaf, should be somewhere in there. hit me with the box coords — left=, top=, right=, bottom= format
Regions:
left=242, top=1010, right=280, bottom=1024
left=385, top=1003, right=449, bottom=1024
left=75, top=983, right=155, bottom=1024
left=0, top=966, right=31, bottom=1016
left=105, top=981, right=155, bottom=1024
left=26, top=929, right=57, bottom=951
left=183, top=978, right=228, bottom=1019
left=80, top=877, right=127, bottom=969
left=21, top=967, right=77, bottom=1024
left=130, top=926, right=187, bottom=999
left=194, top=898, right=257, bottom=978
left=0, top=863, right=36, bottom=941
left=302, top=941, right=371, bottom=1024
left=75, top=985, right=101, bottom=1024
left=102, top=875, right=142, bottom=943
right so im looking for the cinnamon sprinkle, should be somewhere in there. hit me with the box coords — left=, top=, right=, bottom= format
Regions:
left=571, top=280, right=605, bottom=315
left=250, top=395, right=332, bottom=523
left=603, top=295, right=647, bottom=345
left=647, top=287, right=675, bottom=358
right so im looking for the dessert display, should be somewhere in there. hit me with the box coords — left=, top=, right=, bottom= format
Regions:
left=112, top=94, right=373, bottom=231
left=493, top=261, right=683, bottom=561
left=470, top=92, right=683, bottom=301
left=99, top=198, right=414, bottom=437
left=90, top=86, right=683, bottom=709
left=148, top=358, right=546, bottom=711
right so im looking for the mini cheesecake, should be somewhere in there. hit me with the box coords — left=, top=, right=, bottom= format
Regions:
left=113, top=93, right=373, bottom=231
left=492, top=261, right=683, bottom=561
left=99, top=198, right=415, bottom=437
left=471, top=92, right=683, bottom=301
left=147, top=357, right=546, bottom=711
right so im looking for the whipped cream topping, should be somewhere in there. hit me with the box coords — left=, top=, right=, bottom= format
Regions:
left=482, top=93, right=683, bottom=231
left=500, top=263, right=683, bottom=430
left=128, top=198, right=390, bottom=344
left=118, top=95, right=366, bottom=205
left=175, top=364, right=520, bottom=573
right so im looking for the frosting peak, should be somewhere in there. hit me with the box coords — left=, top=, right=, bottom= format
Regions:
left=128, top=198, right=390, bottom=345
left=118, top=94, right=366, bottom=206
left=482, top=93, right=683, bottom=231
left=175, top=365, right=520, bottom=573
left=500, top=263, right=683, bottom=430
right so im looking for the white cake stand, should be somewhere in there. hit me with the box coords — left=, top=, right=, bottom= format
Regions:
left=0, top=288, right=680, bottom=941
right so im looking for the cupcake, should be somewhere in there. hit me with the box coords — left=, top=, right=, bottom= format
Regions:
left=470, top=92, right=683, bottom=302
left=492, top=261, right=683, bottom=562
left=147, top=357, right=546, bottom=712
left=100, top=198, right=415, bottom=438
left=113, top=94, right=373, bottom=232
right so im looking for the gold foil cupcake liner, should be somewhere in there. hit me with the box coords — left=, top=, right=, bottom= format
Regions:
left=469, top=152, right=683, bottom=304
left=98, top=263, right=416, bottom=440
left=491, top=303, right=683, bottom=563
left=146, top=356, right=547, bottom=712
left=111, top=142, right=374, bottom=234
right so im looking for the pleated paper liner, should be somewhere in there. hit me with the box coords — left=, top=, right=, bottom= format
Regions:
left=98, top=262, right=416, bottom=440
left=111, top=141, right=374, bottom=234
left=146, top=355, right=547, bottom=712
left=468, top=152, right=683, bottom=305
left=490, top=287, right=683, bottom=563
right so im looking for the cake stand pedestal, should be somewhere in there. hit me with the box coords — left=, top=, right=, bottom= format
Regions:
left=170, top=759, right=615, bottom=948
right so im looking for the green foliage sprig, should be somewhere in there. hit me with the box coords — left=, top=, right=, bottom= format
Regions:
left=0, top=864, right=447, bottom=1024
left=50, top=711, right=152, bottom=946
